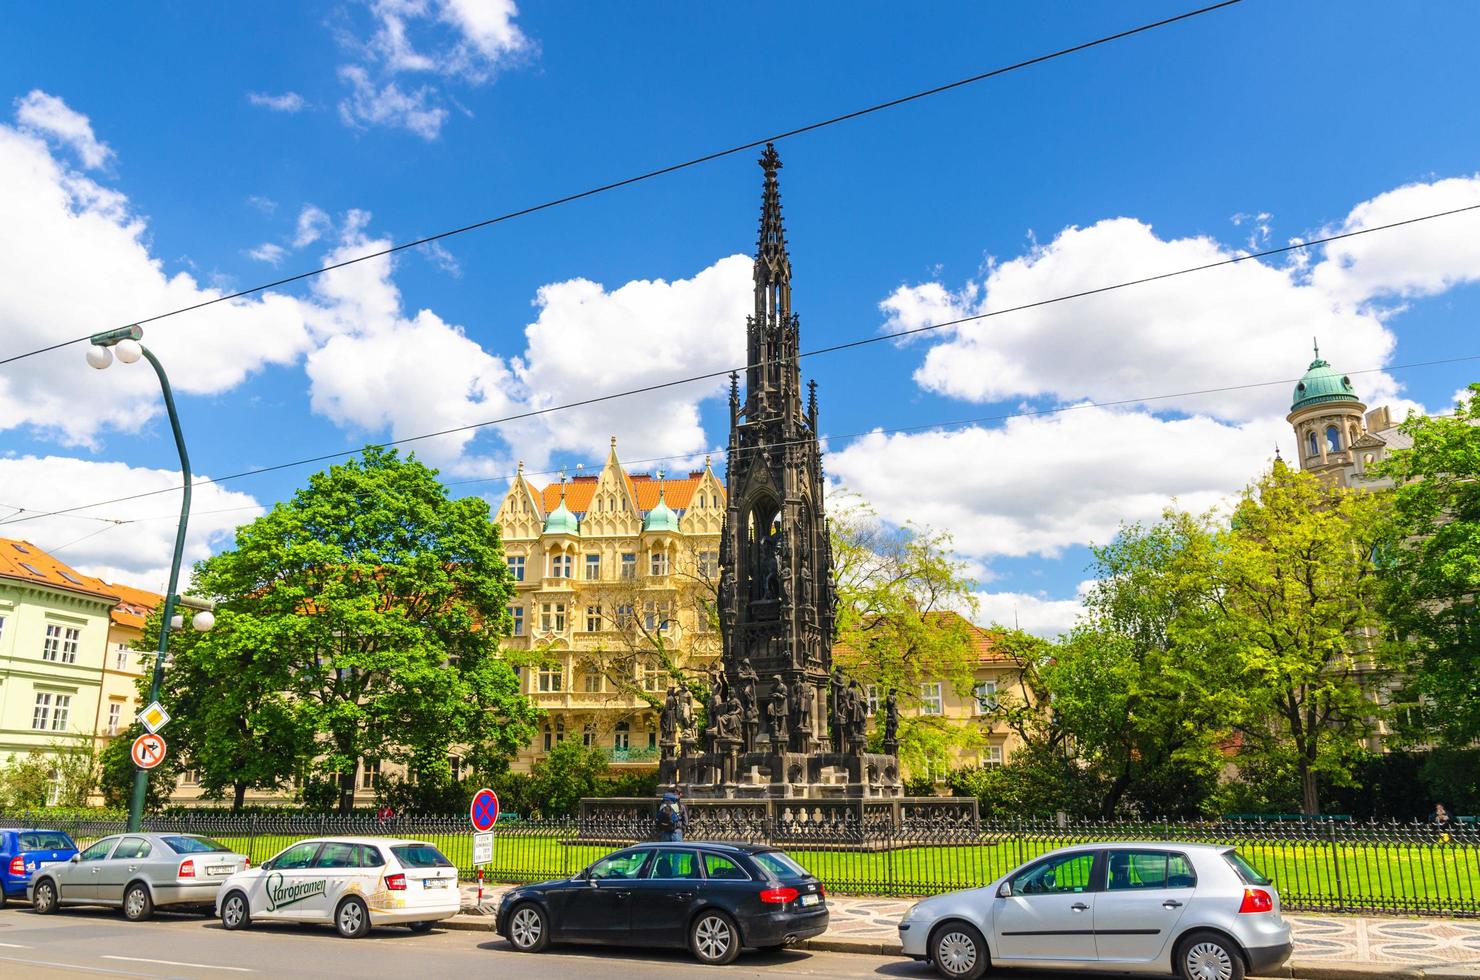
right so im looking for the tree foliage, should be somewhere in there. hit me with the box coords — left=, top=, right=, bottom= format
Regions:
left=173, top=448, right=540, bottom=812
left=0, top=742, right=95, bottom=809
left=1376, top=383, right=1480, bottom=746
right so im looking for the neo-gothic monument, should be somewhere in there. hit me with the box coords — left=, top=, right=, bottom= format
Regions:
left=659, top=144, right=901, bottom=799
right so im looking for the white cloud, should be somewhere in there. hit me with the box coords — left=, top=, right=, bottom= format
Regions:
left=246, top=195, right=278, bottom=215
left=1309, top=173, right=1480, bottom=304
left=247, top=91, right=309, bottom=113
left=830, top=406, right=1274, bottom=561
left=0, top=455, right=263, bottom=590
left=888, top=217, right=1398, bottom=422
left=292, top=205, right=332, bottom=248
left=337, top=65, right=448, bottom=139
left=336, top=0, right=532, bottom=138
left=0, top=111, right=315, bottom=447
left=248, top=242, right=287, bottom=265
left=14, top=90, right=113, bottom=169
left=974, top=582, right=1091, bottom=638
left=422, top=240, right=461, bottom=277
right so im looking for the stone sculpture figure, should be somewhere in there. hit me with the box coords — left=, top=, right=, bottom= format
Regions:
left=678, top=685, right=695, bottom=738
left=767, top=674, right=790, bottom=744
left=713, top=698, right=743, bottom=741
left=830, top=667, right=846, bottom=752
left=708, top=661, right=729, bottom=708
left=660, top=686, right=679, bottom=744
left=846, top=679, right=868, bottom=749
left=883, top=689, right=900, bottom=751
left=793, top=680, right=815, bottom=739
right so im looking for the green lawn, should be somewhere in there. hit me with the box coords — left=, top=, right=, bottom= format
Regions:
left=63, top=828, right=1478, bottom=914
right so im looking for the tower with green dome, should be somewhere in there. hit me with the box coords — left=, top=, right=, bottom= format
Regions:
left=1287, top=340, right=1367, bottom=477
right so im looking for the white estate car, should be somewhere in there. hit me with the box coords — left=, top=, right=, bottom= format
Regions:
left=898, top=842, right=1293, bottom=980
left=215, top=837, right=460, bottom=938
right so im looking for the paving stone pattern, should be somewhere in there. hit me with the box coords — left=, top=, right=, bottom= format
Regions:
left=461, top=883, right=1480, bottom=968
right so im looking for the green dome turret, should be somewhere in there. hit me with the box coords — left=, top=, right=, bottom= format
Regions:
left=543, top=482, right=580, bottom=535
left=1291, top=342, right=1360, bottom=412
left=643, top=482, right=681, bottom=533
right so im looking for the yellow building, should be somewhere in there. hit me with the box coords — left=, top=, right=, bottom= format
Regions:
left=0, top=538, right=117, bottom=795
left=91, top=583, right=161, bottom=750
left=493, top=439, right=727, bottom=772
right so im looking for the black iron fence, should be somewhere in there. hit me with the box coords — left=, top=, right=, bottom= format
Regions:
left=4, top=812, right=1475, bottom=917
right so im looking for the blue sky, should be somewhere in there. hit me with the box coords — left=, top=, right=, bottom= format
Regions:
left=1, top=1, right=1477, bottom=632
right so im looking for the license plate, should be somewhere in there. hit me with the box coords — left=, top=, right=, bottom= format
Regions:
left=800, top=893, right=820, bottom=906
left=424, top=878, right=449, bottom=889
left=207, top=866, right=232, bottom=876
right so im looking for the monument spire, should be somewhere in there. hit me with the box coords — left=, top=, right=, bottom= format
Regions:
left=755, top=142, right=791, bottom=324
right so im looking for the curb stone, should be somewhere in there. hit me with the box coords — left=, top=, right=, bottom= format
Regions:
left=443, top=916, right=1476, bottom=979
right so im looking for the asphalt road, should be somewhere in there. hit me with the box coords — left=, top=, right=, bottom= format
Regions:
left=0, top=907, right=1313, bottom=980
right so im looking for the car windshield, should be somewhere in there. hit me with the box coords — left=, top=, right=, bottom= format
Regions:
left=163, top=836, right=231, bottom=854
left=391, top=844, right=453, bottom=869
left=1224, top=850, right=1272, bottom=886
left=751, top=851, right=809, bottom=881
left=18, top=832, right=75, bottom=851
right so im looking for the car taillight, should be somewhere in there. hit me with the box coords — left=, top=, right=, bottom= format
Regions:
left=1239, top=887, right=1274, bottom=913
left=178, top=859, right=196, bottom=879
left=8, top=856, right=24, bottom=876
left=386, top=873, right=407, bottom=891
left=759, top=887, right=799, bottom=905
left=817, top=883, right=825, bottom=898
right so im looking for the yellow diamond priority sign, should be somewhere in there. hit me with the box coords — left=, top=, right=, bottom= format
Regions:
left=139, top=701, right=170, bottom=734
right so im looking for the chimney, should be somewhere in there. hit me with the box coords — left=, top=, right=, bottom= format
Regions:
left=1365, top=406, right=1392, bottom=432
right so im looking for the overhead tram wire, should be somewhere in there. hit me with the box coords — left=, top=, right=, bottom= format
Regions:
left=8, top=350, right=1479, bottom=533
left=0, top=200, right=1475, bottom=528
left=0, top=1, right=1246, bottom=370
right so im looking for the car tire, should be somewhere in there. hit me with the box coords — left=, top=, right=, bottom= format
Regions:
left=220, top=891, right=251, bottom=931
left=1176, top=930, right=1247, bottom=980
left=407, top=921, right=435, bottom=933
left=689, top=909, right=741, bottom=966
left=506, top=902, right=549, bottom=953
left=32, top=879, right=58, bottom=915
left=335, top=896, right=371, bottom=939
left=930, top=921, right=989, bottom=980
left=123, top=883, right=154, bottom=922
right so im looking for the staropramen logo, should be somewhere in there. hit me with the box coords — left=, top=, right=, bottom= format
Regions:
left=265, top=872, right=328, bottom=912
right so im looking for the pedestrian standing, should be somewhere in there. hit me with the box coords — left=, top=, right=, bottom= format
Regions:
left=1432, top=803, right=1451, bottom=828
left=657, top=789, right=688, bottom=842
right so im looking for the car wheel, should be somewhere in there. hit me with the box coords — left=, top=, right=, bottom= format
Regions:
left=123, top=883, right=154, bottom=922
left=32, top=879, right=58, bottom=915
left=1177, top=930, right=1247, bottom=980
left=220, top=891, right=251, bottom=931
left=930, top=921, right=988, bottom=980
left=507, top=902, right=549, bottom=953
left=407, top=921, right=435, bottom=933
left=335, top=896, right=371, bottom=939
left=690, top=910, right=741, bottom=966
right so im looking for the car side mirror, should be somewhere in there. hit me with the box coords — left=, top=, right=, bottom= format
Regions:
left=260, top=859, right=274, bottom=871
left=997, top=881, right=1012, bottom=898
left=70, top=854, right=81, bottom=864
left=586, top=874, right=599, bottom=887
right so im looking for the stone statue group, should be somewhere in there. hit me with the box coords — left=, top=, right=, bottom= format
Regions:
left=658, top=662, right=900, bottom=759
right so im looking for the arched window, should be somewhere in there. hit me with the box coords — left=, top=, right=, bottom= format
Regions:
left=1307, top=431, right=1319, bottom=457
left=1326, top=425, right=1342, bottom=453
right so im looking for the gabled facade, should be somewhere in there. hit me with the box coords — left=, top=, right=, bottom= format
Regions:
left=0, top=538, right=118, bottom=786
left=493, top=441, right=726, bottom=771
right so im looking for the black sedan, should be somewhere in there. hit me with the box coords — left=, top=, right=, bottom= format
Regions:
left=495, top=842, right=829, bottom=965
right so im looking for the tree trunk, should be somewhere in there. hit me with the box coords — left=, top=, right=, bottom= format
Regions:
left=1100, top=758, right=1135, bottom=820
left=1299, top=755, right=1320, bottom=815
left=233, top=782, right=246, bottom=811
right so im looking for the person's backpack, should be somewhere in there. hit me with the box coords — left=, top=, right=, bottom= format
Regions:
left=658, top=800, right=682, bottom=830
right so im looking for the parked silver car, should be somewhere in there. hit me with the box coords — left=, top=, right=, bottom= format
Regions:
left=898, top=842, right=1291, bottom=980
left=29, top=833, right=248, bottom=921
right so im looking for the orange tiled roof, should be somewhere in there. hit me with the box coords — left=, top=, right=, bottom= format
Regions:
left=0, top=537, right=121, bottom=602
left=538, top=472, right=724, bottom=515
left=104, top=582, right=163, bottom=630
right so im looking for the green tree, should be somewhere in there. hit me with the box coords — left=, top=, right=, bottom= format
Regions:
left=186, top=448, right=541, bottom=812
left=528, top=740, right=609, bottom=817
left=1049, top=511, right=1231, bottom=817
left=0, top=742, right=96, bottom=808
left=134, top=606, right=307, bottom=810
left=1187, top=462, right=1393, bottom=815
left=1376, top=383, right=1480, bottom=746
left=831, top=495, right=982, bottom=774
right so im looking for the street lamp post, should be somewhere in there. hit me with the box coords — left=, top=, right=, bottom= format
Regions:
left=88, top=325, right=212, bottom=832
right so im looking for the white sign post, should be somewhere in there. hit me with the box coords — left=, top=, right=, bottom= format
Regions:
left=473, top=832, right=494, bottom=866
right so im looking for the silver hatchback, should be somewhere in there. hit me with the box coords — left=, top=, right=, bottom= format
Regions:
left=29, top=833, right=248, bottom=921
left=898, top=842, right=1292, bottom=980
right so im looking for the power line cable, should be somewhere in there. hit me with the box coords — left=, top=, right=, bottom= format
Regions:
left=0, top=0, right=1245, bottom=370
left=6, top=347, right=1477, bottom=532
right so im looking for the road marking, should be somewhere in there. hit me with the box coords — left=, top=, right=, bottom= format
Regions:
left=102, top=955, right=254, bottom=972
left=0, top=953, right=162, bottom=977
left=0, top=941, right=31, bottom=947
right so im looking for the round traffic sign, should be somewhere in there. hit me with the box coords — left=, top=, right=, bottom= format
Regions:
left=131, top=732, right=167, bottom=770
left=470, top=788, right=499, bottom=832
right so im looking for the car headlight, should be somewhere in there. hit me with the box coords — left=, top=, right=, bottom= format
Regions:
left=901, top=903, right=922, bottom=923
